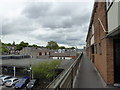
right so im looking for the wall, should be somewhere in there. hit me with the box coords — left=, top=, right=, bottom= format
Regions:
left=86, top=1, right=114, bottom=84
left=94, top=2, right=114, bottom=84
left=107, top=2, right=120, bottom=33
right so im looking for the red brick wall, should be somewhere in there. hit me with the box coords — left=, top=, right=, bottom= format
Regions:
left=86, top=2, right=114, bottom=84
left=106, top=38, right=114, bottom=84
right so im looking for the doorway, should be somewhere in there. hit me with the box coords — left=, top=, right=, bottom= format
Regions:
left=114, top=39, right=120, bottom=83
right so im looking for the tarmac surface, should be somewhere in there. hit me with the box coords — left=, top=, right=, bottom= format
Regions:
left=74, top=53, right=106, bottom=88
left=1, top=58, right=74, bottom=69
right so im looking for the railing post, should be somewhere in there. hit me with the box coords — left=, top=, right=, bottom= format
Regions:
left=71, top=66, right=74, bottom=88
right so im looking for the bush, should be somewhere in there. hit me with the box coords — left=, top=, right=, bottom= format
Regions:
left=32, top=60, right=61, bottom=82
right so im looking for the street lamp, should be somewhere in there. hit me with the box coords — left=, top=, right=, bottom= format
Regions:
left=27, top=64, right=33, bottom=80
left=13, top=66, right=16, bottom=77
left=30, top=64, right=32, bottom=79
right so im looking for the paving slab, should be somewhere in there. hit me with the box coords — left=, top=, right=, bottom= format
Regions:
left=74, top=53, right=105, bottom=88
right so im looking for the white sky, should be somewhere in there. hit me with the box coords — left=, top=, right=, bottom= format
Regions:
left=0, top=0, right=94, bottom=49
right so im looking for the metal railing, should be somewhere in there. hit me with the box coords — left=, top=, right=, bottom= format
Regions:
left=46, top=52, right=83, bottom=89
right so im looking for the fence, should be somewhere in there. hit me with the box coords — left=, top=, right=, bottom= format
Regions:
left=46, top=52, right=83, bottom=89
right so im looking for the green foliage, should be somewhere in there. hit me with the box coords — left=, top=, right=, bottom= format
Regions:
left=71, top=47, right=75, bottom=49
left=32, top=44, right=38, bottom=47
left=19, top=41, right=29, bottom=47
left=6, top=43, right=12, bottom=46
left=32, top=60, right=61, bottom=81
left=1, top=41, right=9, bottom=54
left=16, top=44, right=23, bottom=50
left=46, top=41, right=59, bottom=49
left=66, top=47, right=75, bottom=49
left=12, top=41, right=15, bottom=46
left=16, top=41, right=29, bottom=50
left=2, top=46, right=9, bottom=54
left=59, top=46, right=65, bottom=49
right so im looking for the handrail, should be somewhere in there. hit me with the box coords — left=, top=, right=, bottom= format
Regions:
left=46, top=52, right=83, bottom=89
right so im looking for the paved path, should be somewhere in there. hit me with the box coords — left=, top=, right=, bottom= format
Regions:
left=74, top=53, right=105, bottom=88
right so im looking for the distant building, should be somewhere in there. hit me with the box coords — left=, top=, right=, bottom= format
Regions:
left=86, top=1, right=120, bottom=85
left=20, top=47, right=52, bottom=59
left=6, top=46, right=20, bottom=55
left=20, top=47, right=77, bottom=59
left=50, top=49, right=77, bottom=60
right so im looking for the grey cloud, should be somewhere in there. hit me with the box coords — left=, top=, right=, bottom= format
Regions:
left=22, top=2, right=52, bottom=19
left=2, top=17, right=39, bottom=35
left=39, top=16, right=73, bottom=29
left=33, top=26, right=87, bottom=46
left=2, top=2, right=94, bottom=47
left=22, top=2, right=92, bottom=29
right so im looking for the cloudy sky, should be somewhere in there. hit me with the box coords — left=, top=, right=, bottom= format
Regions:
left=0, top=0, right=94, bottom=48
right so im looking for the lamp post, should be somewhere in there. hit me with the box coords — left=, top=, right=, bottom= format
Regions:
left=13, top=66, right=16, bottom=77
left=27, top=64, right=32, bottom=80
left=29, top=64, right=32, bottom=80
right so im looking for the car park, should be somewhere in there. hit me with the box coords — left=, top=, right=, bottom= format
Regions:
left=12, top=79, right=21, bottom=88
left=14, top=77, right=30, bottom=89
left=4, top=78, right=18, bottom=87
left=26, top=79, right=39, bottom=90
left=0, top=76, right=12, bottom=85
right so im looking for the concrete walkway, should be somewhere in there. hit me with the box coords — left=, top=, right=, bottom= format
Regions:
left=74, top=53, right=105, bottom=88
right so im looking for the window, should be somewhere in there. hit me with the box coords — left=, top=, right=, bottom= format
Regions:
left=91, top=45, right=94, bottom=54
left=98, top=43, right=102, bottom=55
left=92, top=24, right=94, bottom=35
left=39, top=52, right=42, bottom=56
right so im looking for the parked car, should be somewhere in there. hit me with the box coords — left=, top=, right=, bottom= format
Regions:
left=0, top=75, right=4, bottom=78
left=26, top=79, right=39, bottom=90
left=0, top=76, right=12, bottom=85
left=14, top=77, right=30, bottom=89
left=0, top=75, right=3, bottom=77
left=5, top=78, right=18, bottom=87
left=12, top=79, right=21, bottom=88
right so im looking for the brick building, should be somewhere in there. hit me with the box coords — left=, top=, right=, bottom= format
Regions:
left=86, top=0, right=120, bottom=85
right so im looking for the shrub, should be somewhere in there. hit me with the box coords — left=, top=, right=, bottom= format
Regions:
left=32, top=60, right=61, bottom=82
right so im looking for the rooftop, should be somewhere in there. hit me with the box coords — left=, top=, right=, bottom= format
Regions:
left=0, top=58, right=74, bottom=69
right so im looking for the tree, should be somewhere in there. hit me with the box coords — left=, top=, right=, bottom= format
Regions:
left=16, top=41, right=29, bottom=50
left=32, top=60, right=61, bottom=82
left=46, top=41, right=59, bottom=49
left=19, top=41, right=29, bottom=47
left=12, top=41, right=15, bottom=46
left=16, top=44, right=23, bottom=50
left=32, top=44, right=38, bottom=47
left=2, top=46, right=9, bottom=54
left=6, top=43, right=12, bottom=46
left=59, top=46, right=66, bottom=49
left=71, top=47, right=75, bottom=49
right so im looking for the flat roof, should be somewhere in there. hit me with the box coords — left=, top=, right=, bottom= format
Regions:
left=0, top=58, right=74, bottom=69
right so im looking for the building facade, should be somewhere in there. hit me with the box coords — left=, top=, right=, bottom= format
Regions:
left=20, top=47, right=52, bottom=59
left=86, top=1, right=120, bottom=85
left=20, top=47, right=77, bottom=59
